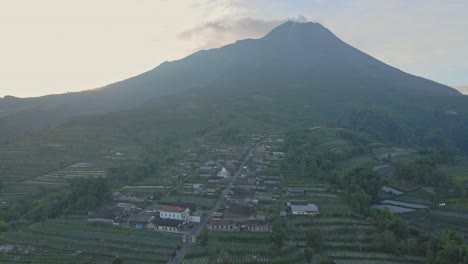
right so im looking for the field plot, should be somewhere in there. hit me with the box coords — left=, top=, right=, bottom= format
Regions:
left=327, top=250, right=425, bottom=263
left=0, top=219, right=182, bottom=263
left=182, top=232, right=304, bottom=264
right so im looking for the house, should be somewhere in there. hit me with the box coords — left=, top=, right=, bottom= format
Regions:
left=287, top=187, right=305, bottom=196
left=256, top=192, right=278, bottom=201
left=189, top=215, right=201, bottom=223
left=287, top=200, right=309, bottom=206
left=217, top=167, right=230, bottom=178
left=208, top=220, right=239, bottom=231
left=159, top=206, right=190, bottom=223
left=115, top=202, right=137, bottom=212
left=228, top=193, right=251, bottom=204
left=242, top=220, right=272, bottom=232
left=154, top=218, right=183, bottom=231
left=290, top=204, right=319, bottom=216
left=381, top=186, right=403, bottom=196
left=236, top=184, right=257, bottom=191
left=202, top=184, right=218, bottom=194
left=207, top=176, right=223, bottom=183
left=87, top=209, right=118, bottom=225
left=224, top=204, right=256, bottom=220
left=128, top=213, right=155, bottom=229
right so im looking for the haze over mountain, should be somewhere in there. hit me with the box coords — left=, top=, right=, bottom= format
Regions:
left=1, top=22, right=467, bottom=150
left=457, top=85, right=468, bottom=95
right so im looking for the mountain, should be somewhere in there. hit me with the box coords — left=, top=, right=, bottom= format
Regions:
left=1, top=21, right=467, bottom=150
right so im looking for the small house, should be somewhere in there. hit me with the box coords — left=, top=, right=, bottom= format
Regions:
left=115, top=202, right=137, bottom=212
left=208, top=220, right=239, bottom=231
left=290, top=204, right=319, bottom=216
left=242, top=220, right=272, bottom=232
left=87, top=209, right=118, bottom=225
left=154, top=218, right=183, bottom=231
left=287, top=187, right=305, bottom=196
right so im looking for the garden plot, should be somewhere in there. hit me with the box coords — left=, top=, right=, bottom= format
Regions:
left=373, top=146, right=417, bottom=160
left=380, top=200, right=428, bottom=209
left=327, top=250, right=425, bottom=263
left=371, top=204, right=414, bottom=213
left=392, top=195, right=431, bottom=205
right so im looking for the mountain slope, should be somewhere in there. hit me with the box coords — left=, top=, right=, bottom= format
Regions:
left=0, top=21, right=466, bottom=146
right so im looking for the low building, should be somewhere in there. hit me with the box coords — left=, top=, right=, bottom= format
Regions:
left=242, top=220, right=272, bottom=232
left=287, top=187, right=305, bottom=196
left=287, top=200, right=309, bottom=207
left=290, top=204, right=319, bottom=216
left=208, top=220, right=239, bottom=231
left=202, top=184, right=218, bottom=194
left=256, top=192, right=278, bottom=201
left=87, top=209, right=118, bottom=225
left=115, top=202, right=137, bottom=212
left=128, top=213, right=155, bottom=229
left=154, top=218, right=183, bottom=231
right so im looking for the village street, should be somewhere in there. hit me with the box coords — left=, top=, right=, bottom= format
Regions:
left=168, top=144, right=258, bottom=264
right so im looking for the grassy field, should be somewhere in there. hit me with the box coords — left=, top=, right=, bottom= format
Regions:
left=0, top=219, right=182, bottom=263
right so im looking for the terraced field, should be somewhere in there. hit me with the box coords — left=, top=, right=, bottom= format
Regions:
left=182, top=232, right=305, bottom=264
left=0, top=126, right=141, bottom=201
left=0, top=219, right=182, bottom=263
left=282, top=181, right=425, bottom=264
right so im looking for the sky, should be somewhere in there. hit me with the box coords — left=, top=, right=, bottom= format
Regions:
left=1, top=0, right=467, bottom=98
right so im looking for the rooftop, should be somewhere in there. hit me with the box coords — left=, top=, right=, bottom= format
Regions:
left=128, top=213, right=154, bottom=223
left=290, top=204, right=319, bottom=213
left=161, top=206, right=185, bottom=212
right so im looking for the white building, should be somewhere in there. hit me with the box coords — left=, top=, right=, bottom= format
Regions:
left=290, top=204, right=319, bottom=215
left=217, top=167, right=230, bottom=178
left=159, top=206, right=190, bottom=223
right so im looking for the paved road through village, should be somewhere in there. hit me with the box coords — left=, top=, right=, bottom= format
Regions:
left=168, top=144, right=257, bottom=264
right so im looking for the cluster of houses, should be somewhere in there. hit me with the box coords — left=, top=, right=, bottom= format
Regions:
left=206, top=138, right=288, bottom=233
left=88, top=135, right=321, bottom=236
left=88, top=202, right=201, bottom=232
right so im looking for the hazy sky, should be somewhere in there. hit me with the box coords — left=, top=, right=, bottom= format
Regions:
left=1, top=0, right=468, bottom=98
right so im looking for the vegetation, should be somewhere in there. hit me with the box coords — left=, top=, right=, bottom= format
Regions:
left=427, top=229, right=468, bottom=264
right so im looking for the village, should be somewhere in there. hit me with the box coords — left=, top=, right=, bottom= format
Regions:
left=86, top=135, right=320, bottom=239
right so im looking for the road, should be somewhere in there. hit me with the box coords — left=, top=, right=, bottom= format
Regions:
left=168, top=144, right=257, bottom=264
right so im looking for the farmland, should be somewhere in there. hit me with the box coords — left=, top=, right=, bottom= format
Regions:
left=0, top=219, right=182, bottom=263
left=0, top=125, right=142, bottom=202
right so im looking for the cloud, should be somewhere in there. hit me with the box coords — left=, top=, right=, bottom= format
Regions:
left=287, top=14, right=308, bottom=23
left=456, top=86, right=468, bottom=95
left=178, top=17, right=285, bottom=51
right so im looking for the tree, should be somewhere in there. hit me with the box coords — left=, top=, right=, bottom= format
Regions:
left=270, top=221, right=287, bottom=249
left=427, top=229, right=468, bottom=264
left=304, top=247, right=315, bottom=263
left=199, top=229, right=210, bottom=247
left=112, top=256, right=124, bottom=264
left=0, top=221, right=9, bottom=232
left=267, top=242, right=280, bottom=257
left=349, top=191, right=370, bottom=216
left=305, top=230, right=322, bottom=251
